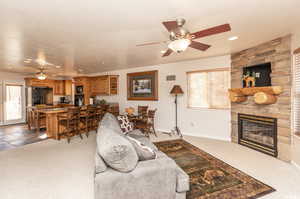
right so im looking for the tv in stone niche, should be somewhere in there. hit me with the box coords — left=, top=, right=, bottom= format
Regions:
left=242, top=62, right=271, bottom=88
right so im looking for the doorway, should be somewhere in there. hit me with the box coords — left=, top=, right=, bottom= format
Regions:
left=0, top=81, right=25, bottom=125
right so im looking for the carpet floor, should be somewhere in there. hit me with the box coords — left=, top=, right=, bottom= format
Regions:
left=155, top=139, right=275, bottom=199
left=0, top=132, right=96, bottom=199
left=0, top=132, right=300, bottom=199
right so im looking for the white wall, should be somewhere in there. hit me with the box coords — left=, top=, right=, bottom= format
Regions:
left=93, top=55, right=231, bottom=141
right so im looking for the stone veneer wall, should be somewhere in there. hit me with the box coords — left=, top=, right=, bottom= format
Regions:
left=231, top=35, right=292, bottom=161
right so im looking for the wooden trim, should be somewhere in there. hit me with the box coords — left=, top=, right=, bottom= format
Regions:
left=294, top=47, right=300, bottom=54
left=127, top=70, right=158, bottom=101
left=186, top=67, right=230, bottom=74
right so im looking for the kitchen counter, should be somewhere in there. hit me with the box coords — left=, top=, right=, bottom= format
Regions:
left=27, top=103, right=119, bottom=141
left=37, top=108, right=67, bottom=114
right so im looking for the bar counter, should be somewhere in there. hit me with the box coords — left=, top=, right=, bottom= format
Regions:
left=37, top=108, right=67, bottom=139
left=27, top=103, right=119, bottom=140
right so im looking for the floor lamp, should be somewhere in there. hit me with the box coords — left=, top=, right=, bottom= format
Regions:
left=170, top=85, right=184, bottom=137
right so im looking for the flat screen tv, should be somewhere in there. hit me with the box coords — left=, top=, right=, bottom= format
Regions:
left=242, top=62, right=271, bottom=88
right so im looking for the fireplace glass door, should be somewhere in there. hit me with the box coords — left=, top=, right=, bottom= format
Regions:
left=238, top=114, right=277, bottom=157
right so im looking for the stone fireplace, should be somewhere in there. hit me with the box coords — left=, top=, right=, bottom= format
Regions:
left=231, top=35, right=292, bottom=161
left=238, top=114, right=277, bottom=157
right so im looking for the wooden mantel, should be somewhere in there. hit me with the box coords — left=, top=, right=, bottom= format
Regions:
left=229, top=86, right=283, bottom=105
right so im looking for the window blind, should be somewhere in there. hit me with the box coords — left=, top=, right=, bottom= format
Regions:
left=187, top=68, right=230, bottom=109
left=294, top=53, right=300, bottom=134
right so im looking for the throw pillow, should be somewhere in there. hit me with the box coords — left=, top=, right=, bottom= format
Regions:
left=127, top=136, right=156, bottom=161
left=100, top=113, right=123, bottom=134
left=97, top=125, right=138, bottom=173
left=95, top=151, right=107, bottom=174
left=117, top=115, right=134, bottom=134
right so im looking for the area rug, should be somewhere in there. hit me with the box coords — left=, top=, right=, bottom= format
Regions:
left=154, top=139, right=275, bottom=199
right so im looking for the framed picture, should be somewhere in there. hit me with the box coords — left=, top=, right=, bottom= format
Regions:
left=127, top=70, right=158, bottom=101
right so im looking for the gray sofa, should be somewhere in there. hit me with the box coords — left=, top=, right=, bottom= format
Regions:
left=94, top=113, right=189, bottom=199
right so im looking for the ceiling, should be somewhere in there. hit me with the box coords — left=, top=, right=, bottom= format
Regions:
left=0, top=0, right=300, bottom=77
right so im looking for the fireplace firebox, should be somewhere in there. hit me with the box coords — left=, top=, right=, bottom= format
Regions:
left=238, top=113, right=277, bottom=157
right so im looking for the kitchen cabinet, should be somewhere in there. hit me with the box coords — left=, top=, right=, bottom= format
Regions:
left=73, top=76, right=90, bottom=105
left=64, top=80, right=73, bottom=96
left=25, top=78, right=54, bottom=88
left=54, top=80, right=65, bottom=95
left=109, top=75, right=118, bottom=95
left=90, top=75, right=119, bottom=96
left=54, top=80, right=72, bottom=96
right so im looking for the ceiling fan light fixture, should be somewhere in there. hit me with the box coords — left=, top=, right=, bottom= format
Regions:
left=228, top=36, right=238, bottom=41
left=168, top=39, right=191, bottom=53
left=36, top=70, right=47, bottom=80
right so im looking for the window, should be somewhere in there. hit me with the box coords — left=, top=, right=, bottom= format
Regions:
left=293, top=51, right=300, bottom=136
left=187, top=68, right=230, bottom=109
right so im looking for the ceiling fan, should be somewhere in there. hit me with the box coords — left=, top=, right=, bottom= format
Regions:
left=36, top=68, right=47, bottom=80
left=23, top=58, right=62, bottom=80
left=136, top=19, right=231, bottom=57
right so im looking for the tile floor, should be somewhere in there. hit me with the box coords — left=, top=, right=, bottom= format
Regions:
left=0, top=124, right=48, bottom=151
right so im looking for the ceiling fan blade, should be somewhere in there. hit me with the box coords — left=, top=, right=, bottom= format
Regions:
left=189, top=41, right=211, bottom=51
left=162, top=21, right=178, bottom=32
left=136, top=41, right=166, bottom=47
left=191, top=24, right=231, bottom=39
left=162, top=49, right=173, bottom=57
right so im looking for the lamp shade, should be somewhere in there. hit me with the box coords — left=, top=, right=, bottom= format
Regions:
left=170, top=85, right=184, bottom=94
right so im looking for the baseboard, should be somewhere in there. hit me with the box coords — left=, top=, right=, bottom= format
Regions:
left=291, top=161, right=300, bottom=171
left=157, top=129, right=231, bottom=142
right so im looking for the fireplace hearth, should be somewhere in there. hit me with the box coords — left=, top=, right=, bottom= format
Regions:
left=238, top=113, right=277, bottom=157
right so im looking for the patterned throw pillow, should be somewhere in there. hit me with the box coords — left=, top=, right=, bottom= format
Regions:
left=117, top=115, right=134, bottom=134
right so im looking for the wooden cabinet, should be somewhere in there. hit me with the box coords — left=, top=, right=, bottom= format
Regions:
left=73, top=77, right=90, bottom=105
left=73, top=76, right=89, bottom=86
left=25, top=78, right=54, bottom=88
left=26, top=78, right=73, bottom=96
left=64, top=80, right=73, bottom=96
left=109, top=76, right=118, bottom=95
left=91, top=76, right=109, bottom=95
left=90, top=75, right=119, bottom=96
left=54, top=80, right=65, bottom=95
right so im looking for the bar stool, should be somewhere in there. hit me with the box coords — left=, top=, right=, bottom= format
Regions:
left=80, top=107, right=89, bottom=138
left=58, top=107, right=81, bottom=143
left=87, top=106, right=97, bottom=132
left=35, top=111, right=46, bottom=134
left=95, top=106, right=104, bottom=129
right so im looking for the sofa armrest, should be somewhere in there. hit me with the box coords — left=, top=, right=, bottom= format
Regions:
left=95, top=156, right=179, bottom=199
left=176, top=166, right=190, bottom=193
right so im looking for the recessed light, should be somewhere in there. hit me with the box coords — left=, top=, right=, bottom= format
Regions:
left=160, top=50, right=166, bottom=53
left=228, top=36, right=238, bottom=41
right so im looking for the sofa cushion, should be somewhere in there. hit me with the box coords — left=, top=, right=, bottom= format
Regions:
left=97, top=125, right=138, bottom=173
left=95, top=151, right=107, bottom=174
left=117, top=115, right=134, bottom=134
left=94, top=155, right=179, bottom=199
left=128, top=133, right=158, bottom=151
left=100, top=113, right=123, bottom=134
left=127, top=136, right=156, bottom=161
left=127, top=129, right=145, bottom=138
